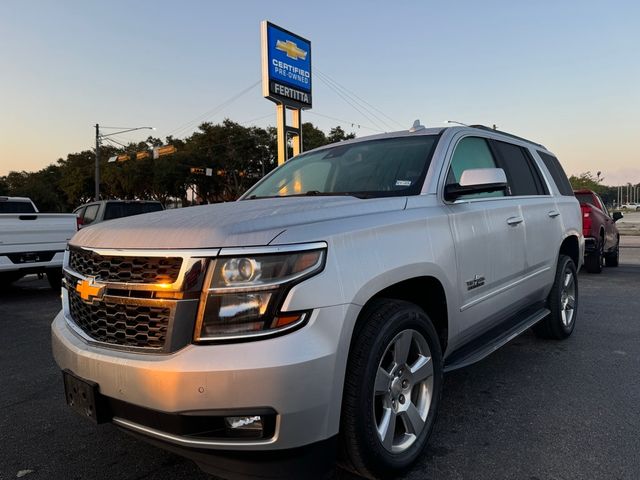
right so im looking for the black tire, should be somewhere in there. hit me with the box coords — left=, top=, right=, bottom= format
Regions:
left=46, top=268, right=63, bottom=290
left=0, top=272, right=24, bottom=287
left=534, top=255, right=578, bottom=340
left=584, top=238, right=603, bottom=273
left=340, top=299, right=443, bottom=479
left=605, top=238, right=620, bottom=267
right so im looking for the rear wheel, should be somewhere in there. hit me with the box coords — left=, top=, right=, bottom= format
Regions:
left=340, top=299, right=443, bottom=479
left=605, top=237, right=620, bottom=267
left=584, top=237, right=604, bottom=273
left=534, top=255, right=578, bottom=339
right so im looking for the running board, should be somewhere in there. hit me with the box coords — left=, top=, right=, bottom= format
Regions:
left=444, top=307, right=550, bottom=372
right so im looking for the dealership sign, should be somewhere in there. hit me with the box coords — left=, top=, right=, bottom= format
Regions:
left=261, top=21, right=312, bottom=108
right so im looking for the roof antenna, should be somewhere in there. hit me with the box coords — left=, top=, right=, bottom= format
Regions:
left=409, top=119, right=425, bottom=132
left=445, top=120, right=469, bottom=127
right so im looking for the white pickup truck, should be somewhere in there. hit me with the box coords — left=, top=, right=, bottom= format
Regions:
left=0, top=196, right=77, bottom=288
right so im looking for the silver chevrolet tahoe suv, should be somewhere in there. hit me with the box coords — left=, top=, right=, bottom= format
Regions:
left=52, top=124, right=583, bottom=479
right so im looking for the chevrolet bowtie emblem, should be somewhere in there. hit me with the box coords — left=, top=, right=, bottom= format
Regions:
left=76, top=278, right=105, bottom=301
left=275, top=40, right=307, bottom=61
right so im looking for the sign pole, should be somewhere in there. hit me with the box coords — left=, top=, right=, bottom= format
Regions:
left=291, top=108, right=302, bottom=156
left=276, top=103, right=287, bottom=165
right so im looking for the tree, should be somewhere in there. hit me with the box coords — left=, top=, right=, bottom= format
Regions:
left=0, top=177, right=8, bottom=195
left=568, top=172, right=605, bottom=193
left=57, top=150, right=103, bottom=207
left=301, top=122, right=327, bottom=151
left=1, top=119, right=355, bottom=207
left=2, top=167, right=67, bottom=212
left=327, top=126, right=356, bottom=143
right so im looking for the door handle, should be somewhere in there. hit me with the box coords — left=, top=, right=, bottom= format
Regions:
left=548, top=210, right=560, bottom=218
left=507, top=216, right=524, bottom=226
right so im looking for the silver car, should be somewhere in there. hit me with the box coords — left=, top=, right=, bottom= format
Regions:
left=52, top=125, right=583, bottom=478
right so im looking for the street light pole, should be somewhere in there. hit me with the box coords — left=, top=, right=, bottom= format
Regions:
left=95, top=123, right=100, bottom=201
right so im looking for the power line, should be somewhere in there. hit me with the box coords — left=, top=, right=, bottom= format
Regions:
left=165, top=80, right=261, bottom=139
left=316, top=70, right=405, bottom=130
left=239, top=113, right=274, bottom=126
left=305, top=111, right=384, bottom=133
left=102, top=137, right=128, bottom=149
left=316, top=71, right=393, bottom=130
left=316, top=74, right=386, bottom=132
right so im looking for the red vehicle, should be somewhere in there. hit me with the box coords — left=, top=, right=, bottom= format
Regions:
left=574, top=189, right=622, bottom=273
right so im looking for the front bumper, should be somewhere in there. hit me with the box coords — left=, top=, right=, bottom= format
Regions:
left=51, top=302, right=357, bottom=451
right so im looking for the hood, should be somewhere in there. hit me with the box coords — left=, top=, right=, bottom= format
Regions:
left=69, top=196, right=407, bottom=249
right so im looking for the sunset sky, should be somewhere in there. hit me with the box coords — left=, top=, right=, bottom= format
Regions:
left=1, top=0, right=638, bottom=184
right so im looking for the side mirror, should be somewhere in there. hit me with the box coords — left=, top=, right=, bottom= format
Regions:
left=444, top=168, right=508, bottom=201
left=613, top=211, right=623, bottom=222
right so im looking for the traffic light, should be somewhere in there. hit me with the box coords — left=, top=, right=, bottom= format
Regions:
left=153, top=145, right=177, bottom=159
left=190, top=167, right=206, bottom=175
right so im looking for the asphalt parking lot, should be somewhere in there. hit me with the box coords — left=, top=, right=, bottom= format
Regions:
left=1, top=241, right=639, bottom=480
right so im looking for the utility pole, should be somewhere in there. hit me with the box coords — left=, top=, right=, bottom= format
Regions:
left=93, top=124, right=154, bottom=201
left=95, top=123, right=100, bottom=201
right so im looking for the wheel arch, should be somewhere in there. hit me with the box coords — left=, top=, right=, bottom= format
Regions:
left=559, top=234, right=580, bottom=267
left=351, top=276, right=449, bottom=355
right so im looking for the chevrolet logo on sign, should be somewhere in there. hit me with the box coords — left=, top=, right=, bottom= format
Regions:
left=275, top=40, right=307, bottom=61
left=76, top=278, right=105, bottom=302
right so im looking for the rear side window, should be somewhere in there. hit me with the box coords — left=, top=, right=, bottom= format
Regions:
left=492, top=141, right=547, bottom=196
left=0, top=201, right=36, bottom=213
left=537, top=151, right=573, bottom=196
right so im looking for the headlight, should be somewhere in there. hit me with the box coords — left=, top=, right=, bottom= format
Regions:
left=194, top=245, right=326, bottom=342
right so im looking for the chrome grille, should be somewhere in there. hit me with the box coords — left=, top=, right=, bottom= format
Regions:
left=68, top=246, right=183, bottom=284
left=68, top=287, right=171, bottom=349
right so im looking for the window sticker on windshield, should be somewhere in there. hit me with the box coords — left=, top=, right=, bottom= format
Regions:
left=395, top=180, right=412, bottom=187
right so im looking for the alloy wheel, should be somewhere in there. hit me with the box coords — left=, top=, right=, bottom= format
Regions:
left=373, top=329, right=434, bottom=453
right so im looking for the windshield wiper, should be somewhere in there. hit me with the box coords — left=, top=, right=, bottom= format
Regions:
left=302, top=191, right=374, bottom=199
left=244, top=191, right=374, bottom=200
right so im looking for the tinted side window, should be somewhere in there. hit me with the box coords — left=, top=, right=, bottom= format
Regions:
left=492, top=141, right=547, bottom=196
left=143, top=203, right=163, bottom=213
left=104, top=202, right=163, bottom=220
left=537, top=151, right=573, bottom=196
left=446, top=137, right=505, bottom=200
left=83, top=204, right=99, bottom=225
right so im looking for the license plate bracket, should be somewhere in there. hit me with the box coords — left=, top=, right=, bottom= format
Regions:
left=62, top=370, right=109, bottom=424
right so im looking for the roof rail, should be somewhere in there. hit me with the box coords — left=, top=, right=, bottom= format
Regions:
left=469, top=125, right=546, bottom=149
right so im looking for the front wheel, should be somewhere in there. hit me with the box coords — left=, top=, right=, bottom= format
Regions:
left=340, top=299, right=443, bottom=479
left=534, top=255, right=578, bottom=339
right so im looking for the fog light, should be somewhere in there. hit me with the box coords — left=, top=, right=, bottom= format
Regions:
left=224, top=415, right=264, bottom=438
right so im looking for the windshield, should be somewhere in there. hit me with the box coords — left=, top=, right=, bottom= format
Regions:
left=243, top=135, right=439, bottom=199
left=575, top=193, right=595, bottom=206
